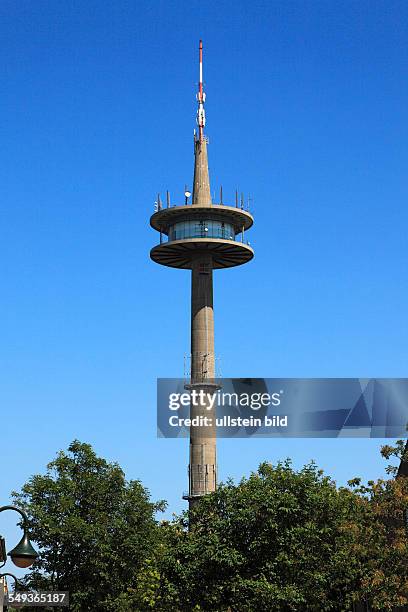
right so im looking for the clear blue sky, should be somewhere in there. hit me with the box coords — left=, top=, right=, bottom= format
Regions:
left=1, top=0, right=407, bottom=550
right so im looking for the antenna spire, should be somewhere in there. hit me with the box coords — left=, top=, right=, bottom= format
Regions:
left=196, top=40, right=206, bottom=140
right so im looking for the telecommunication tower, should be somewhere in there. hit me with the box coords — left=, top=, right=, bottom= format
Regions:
left=150, top=41, right=254, bottom=506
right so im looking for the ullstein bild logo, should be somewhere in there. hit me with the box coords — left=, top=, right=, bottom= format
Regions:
left=157, top=378, right=408, bottom=439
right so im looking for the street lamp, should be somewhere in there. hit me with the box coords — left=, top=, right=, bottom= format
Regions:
left=0, top=573, right=18, bottom=587
left=0, top=571, right=22, bottom=609
left=0, top=506, right=37, bottom=569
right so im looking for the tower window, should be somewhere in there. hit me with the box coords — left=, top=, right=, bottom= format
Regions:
left=168, top=220, right=235, bottom=242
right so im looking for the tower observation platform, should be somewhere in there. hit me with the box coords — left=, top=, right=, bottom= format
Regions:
left=150, top=41, right=254, bottom=507
left=150, top=200, right=253, bottom=270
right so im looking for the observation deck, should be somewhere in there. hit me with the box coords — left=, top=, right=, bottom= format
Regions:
left=150, top=203, right=254, bottom=269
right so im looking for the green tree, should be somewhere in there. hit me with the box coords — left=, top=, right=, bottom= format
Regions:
left=345, top=441, right=408, bottom=610
left=381, top=439, right=408, bottom=476
left=158, top=451, right=408, bottom=612
left=12, top=440, right=165, bottom=611
left=159, top=460, right=367, bottom=611
left=11, top=442, right=408, bottom=611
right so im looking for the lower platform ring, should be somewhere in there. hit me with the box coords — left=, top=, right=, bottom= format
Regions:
left=150, top=238, right=254, bottom=269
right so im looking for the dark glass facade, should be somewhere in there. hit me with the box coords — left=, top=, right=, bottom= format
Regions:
left=168, top=220, right=235, bottom=241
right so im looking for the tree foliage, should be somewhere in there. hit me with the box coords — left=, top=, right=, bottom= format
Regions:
left=156, top=453, right=408, bottom=611
left=10, top=441, right=408, bottom=611
left=159, top=461, right=366, bottom=611
left=12, top=440, right=165, bottom=611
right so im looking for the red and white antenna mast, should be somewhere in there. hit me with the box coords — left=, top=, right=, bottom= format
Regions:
left=196, top=40, right=206, bottom=141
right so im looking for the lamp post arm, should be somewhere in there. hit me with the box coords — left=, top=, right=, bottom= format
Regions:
left=0, top=507, right=29, bottom=531
left=0, top=572, right=19, bottom=587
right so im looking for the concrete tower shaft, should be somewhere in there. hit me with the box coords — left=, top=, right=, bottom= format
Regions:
left=189, top=253, right=217, bottom=498
left=188, top=132, right=217, bottom=501
left=191, top=255, right=215, bottom=383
